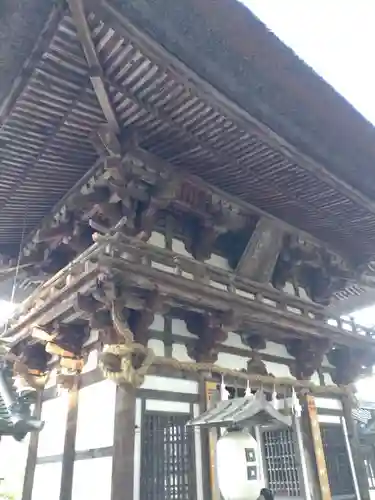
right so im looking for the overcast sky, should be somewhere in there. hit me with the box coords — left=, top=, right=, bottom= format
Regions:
left=242, top=0, right=375, bottom=126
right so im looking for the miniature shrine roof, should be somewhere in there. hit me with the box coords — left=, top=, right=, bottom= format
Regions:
left=2, top=0, right=375, bottom=273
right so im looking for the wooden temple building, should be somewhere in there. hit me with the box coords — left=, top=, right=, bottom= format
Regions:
left=2, top=0, right=375, bottom=499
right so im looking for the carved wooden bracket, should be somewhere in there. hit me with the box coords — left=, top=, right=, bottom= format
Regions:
left=327, top=346, right=375, bottom=385
left=286, top=338, right=331, bottom=379
left=185, top=311, right=231, bottom=363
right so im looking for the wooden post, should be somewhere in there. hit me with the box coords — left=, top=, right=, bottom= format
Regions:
left=204, top=380, right=220, bottom=500
left=111, top=385, right=136, bottom=500
left=235, top=217, right=283, bottom=282
left=342, top=396, right=370, bottom=500
left=305, top=395, right=332, bottom=500
left=60, top=379, right=79, bottom=500
left=22, top=392, right=43, bottom=500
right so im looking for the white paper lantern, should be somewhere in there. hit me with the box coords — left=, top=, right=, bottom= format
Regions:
left=216, top=429, right=264, bottom=500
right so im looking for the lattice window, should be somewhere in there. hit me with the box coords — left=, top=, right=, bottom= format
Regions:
left=262, top=428, right=300, bottom=497
left=140, top=412, right=196, bottom=500
left=320, top=424, right=355, bottom=497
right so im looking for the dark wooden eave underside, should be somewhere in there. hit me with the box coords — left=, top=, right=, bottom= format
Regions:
left=1, top=1, right=375, bottom=269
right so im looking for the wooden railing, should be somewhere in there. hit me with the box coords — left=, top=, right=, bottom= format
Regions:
left=2, top=233, right=375, bottom=347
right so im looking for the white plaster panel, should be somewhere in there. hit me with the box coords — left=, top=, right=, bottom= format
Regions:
left=83, top=329, right=99, bottom=347
left=148, top=338, right=165, bottom=356
left=151, top=261, right=175, bottom=273
left=142, top=375, right=198, bottom=394
left=150, top=314, right=164, bottom=331
left=75, top=380, right=116, bottom=451
left=264, top=361, right=293, bottom=379
left=172, top=343, right=194, bottom=362
left=323, top=372, right=335, bottom=386
left=322, top=355, right=333, bottom=368
left=310, top=371, right=321, bottom=386
left=318, top=415, right=341, bottom=424
left=215, top=352, right=247, bottom=371
left=82, top=349, right=98, bottom=373
left=32, top=463, right=62, bottom=500
left=148, top=231, right=165, bottom=248
left=45, top=369, right=58, bottom=389
left=38, top=396, right=68, bottom=457
left=134, top=399, right=142, bottom=500
left=209, top=280, right=228, bottom=291
left=260, top=341, right=293, bottom=359
left=0, top=436, right=29, bottom=500
left=145, top=399, right=190, bottom=413
left=315, top=397, right=342, bottom=410
left=206, top=254, right=230, bottom=270
left=172, top=238, right=191, bottom=257
left=171, top=318, right=196, bottom=338
left=72, top=457, right=112, bottom=500
left=222, top=332, right=251, bottom=350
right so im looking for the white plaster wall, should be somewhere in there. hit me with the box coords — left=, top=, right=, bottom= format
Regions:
left=32, top=462, right=62, bottom=500
left=38, top=395, right=69, bottom=457
left=148, top=231, right=165, bottom=248
left=0, top=436, right=29, bottom=500
left=75, top=380, right=116, bottom=451
left=142, top=374, right=198, bottom=394
left=72, top=456, right=112, bottom=500
left=166, top=321, right=328, bottom=384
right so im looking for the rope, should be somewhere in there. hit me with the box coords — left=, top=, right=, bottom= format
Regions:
left=98, top=302, right=354, bottom=395
left=98, top=301, right=154, bottom=387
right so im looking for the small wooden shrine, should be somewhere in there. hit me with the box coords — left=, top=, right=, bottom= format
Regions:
left=1, top=1, right=375, bottom=499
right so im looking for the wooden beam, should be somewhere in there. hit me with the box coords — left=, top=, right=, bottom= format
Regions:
left=67, top=0, right=120, bottom=134
left=235, top=217, right=283, bottom=282
left=22, top=393, right=43, bottom=500
left=59, top=379, right=79, bottom=500
left=111, top=386, right=136, bottom=500
left=92, top=0, right=375, bottom=224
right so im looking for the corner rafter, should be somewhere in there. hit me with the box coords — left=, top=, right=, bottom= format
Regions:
left=67, top=0, right=120, bottom=135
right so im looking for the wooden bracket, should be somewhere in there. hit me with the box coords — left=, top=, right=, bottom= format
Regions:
left=235, top=217, right=284, bottom=282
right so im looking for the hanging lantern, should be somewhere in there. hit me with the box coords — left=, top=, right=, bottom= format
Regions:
left=216, top=429, right=264, bottom=500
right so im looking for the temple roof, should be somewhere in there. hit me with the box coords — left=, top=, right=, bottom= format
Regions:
left=1, top=0, right=375, bottom=271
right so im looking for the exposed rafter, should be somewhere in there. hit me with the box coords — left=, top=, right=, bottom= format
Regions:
left=90, top=0, right=375, bottom=250
left=67, top=0, right=120, bottom=134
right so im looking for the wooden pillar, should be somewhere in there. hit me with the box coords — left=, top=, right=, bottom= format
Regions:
left=204, top=380, right=220, bottom=500
left=198, top=377, right=213, bottom=500
left=342, top=396, right=370, bottom=500
left=235, top=217, right=283, bottom=282
left=305, top=395, right=332, bottom=500
left=22, top=392, right=43, bottom=500
left=60, top=379, right=79, bottom=500
left=111, top=385, right=136, bottom=500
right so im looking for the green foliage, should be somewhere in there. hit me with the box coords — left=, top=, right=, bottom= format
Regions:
left=0, top=494, right=15, bottom=500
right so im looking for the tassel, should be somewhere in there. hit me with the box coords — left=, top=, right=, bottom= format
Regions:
left=245, top=380, right=253, bottom=398
left=220, top=375, right=230, bottom=401
left=271, top=385, right=278, bottom=408
left=291, top=388, right=302, bottom=417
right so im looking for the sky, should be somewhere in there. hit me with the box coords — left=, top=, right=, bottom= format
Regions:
left=241, top=0, right=375, bottom=399
left=242, top=0, right=375, bottom=126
